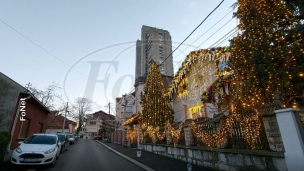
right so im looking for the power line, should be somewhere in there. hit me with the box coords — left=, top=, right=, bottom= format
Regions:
left=158, top=0, right=225, bottom=67
left=166, top=19, right=236, bottom=76
left=215, top=29, right=239, bottom=47
left=0, top=20, right=93, bottom=81
left=195, top=19, right=236, bottom=50
left=208, top=27, right=238, bottom=48
left=172, top=8, right=235, bottom=62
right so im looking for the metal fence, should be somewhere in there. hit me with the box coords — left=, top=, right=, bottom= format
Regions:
left=227, top=119, right=269, bottom=150
left=139, top=114, right=269, bottom=150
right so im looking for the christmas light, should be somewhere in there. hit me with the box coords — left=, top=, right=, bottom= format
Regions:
left=141, top=60, right=174, bottom=127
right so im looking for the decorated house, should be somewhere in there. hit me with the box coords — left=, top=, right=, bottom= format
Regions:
left=169, top=47, right=233, bottom=124
left=121, top=0, right=304, bottom=169
left=120, top=44, right=304, bottom=171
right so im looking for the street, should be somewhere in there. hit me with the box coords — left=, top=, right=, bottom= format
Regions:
left=7, top=139, right=145, bottom=171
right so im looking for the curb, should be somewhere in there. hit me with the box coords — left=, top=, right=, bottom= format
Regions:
left=96, top=140, right=155, bottom=171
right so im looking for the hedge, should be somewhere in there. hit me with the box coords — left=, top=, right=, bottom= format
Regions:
left=0, top=132, right=10, bottom=163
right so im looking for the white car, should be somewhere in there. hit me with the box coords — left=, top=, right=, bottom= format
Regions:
left=67, top=134, right=76, bottom=144
left=11, top=133, right=61, bottom=167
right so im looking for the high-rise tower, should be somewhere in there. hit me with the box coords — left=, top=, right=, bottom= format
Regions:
left=135, top=25, right=173, bottom=80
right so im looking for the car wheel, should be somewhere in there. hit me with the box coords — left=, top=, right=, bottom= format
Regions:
left=51, top=157, right=56, bottom=167
left=60, top=148, right=63, bottom=154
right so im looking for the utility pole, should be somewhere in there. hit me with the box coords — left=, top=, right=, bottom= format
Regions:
left=108, top=102, right=111, bottom=114
left=122, top=94, right=127, bottom=147
left=62, top=102, right=68, bottom=133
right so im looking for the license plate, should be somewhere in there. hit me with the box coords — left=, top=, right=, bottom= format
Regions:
left=24, top=158, right=39, bottom=162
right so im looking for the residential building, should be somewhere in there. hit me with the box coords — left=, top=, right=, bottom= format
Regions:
left=83, top=115, right=102, bottom=138
left=135, top=25, right=173, bottom=81
left=135, top=40, right=142, bottom=79
left=113, top=93, right=135, bottom=144
left=83, top=110, right=115, bottom=139
left=0, top=72, right=51, bottom=161
left=45, top=111, right=77, bottom=134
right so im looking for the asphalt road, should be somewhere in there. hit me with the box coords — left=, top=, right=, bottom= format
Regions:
left=7, top=139, right=145, bottom=171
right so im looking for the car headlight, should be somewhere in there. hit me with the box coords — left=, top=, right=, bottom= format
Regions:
left=44, top=148, right=56, bottom=154
left=16, top=148, right=22, bottom=153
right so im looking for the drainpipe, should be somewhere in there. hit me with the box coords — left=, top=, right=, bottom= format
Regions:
left=8, top=94, right=31, bottom=151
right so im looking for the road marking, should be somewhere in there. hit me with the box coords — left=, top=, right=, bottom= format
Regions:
left=96, top=141, right=155, bottom=171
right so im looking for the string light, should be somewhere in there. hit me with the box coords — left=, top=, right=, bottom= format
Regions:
left=141, top=60, right=174, bottom=126
left=130, top=0, right=303, bottom=149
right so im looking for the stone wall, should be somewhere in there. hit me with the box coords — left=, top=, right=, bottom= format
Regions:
left=262, top=115, right=285, bottom=152
left=141, top=144, right=287, bottom=171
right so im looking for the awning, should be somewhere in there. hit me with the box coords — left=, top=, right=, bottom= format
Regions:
left=124, top=113, right=141, bottom=125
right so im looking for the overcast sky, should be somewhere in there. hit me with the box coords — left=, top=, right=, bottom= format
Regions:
left=0, top=0, right=237, bottom=114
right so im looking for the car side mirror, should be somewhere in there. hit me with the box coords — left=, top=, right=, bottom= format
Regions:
left=58, top=142, right=62, bottom=146
left=18, top=141, right=23, bottom=145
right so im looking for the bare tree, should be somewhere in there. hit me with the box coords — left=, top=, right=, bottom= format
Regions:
left=44, top=104, right=67, bottom=131
left=69, top=98, right=92, bottom=133
left=28, top=82, right=63, bottom=110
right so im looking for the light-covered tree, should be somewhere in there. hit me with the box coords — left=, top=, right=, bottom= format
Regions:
left=230, top=0, right=304, bottom=108
left=141, top=60, right=174, bottom=126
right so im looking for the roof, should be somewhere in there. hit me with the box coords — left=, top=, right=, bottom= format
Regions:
left=86, top=110, right=115, bottom=121
left=259, top=103, right=282, bottom=116
left=134, top=76, right=147, bottom=87
left=116, top=97, right=121, bottom=103
left=20, top=92, right=52, bottom=114
left=124, top=113, right=141, bottom=125
left=46, top=112, right=77, bottom=129
left=167, top=47, right=231, bottom=97
left=0, top=72, right=52, bottom=114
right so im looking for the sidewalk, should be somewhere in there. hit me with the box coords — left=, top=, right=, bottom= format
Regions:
left=97, top=141, right=218, bottom=171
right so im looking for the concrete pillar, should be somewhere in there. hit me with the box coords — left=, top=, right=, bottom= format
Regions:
left=261, top=115, right=284, bottom=151
left=275, top=108, right=304, bottom=171
left=184, top=127, right=192, bottom=146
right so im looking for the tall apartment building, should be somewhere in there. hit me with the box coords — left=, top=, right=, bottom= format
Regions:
left=135, top=25, right=173, bottom=80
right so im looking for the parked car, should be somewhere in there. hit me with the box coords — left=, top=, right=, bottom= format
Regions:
left=57, top=133, right=69, bottom=153
left=93, top=133, right=101, bottom=140
left=11, top=133, right=61, bottom=167
left=73, top=134, right=79, bottom=140
left=67, top=134, right=76, bottom=144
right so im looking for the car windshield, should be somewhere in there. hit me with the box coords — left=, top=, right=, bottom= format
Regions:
left=23, top=135, right=56, bottom=145
left=67, top=134, right=74, bottom=138
left=57, top=134, right=66, bottom=142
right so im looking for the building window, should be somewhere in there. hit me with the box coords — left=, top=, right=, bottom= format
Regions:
left=126, top=106, right=133, bottom=113
left=19, top=118, right=30, bottom=139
